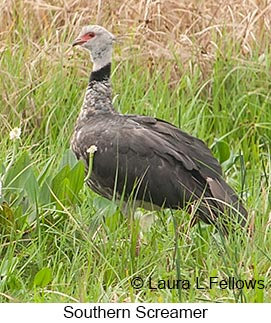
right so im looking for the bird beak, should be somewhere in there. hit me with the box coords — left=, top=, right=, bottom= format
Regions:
left=72, top=38, right=85, bottom=47
left=72, top=33, right=91, bottom=47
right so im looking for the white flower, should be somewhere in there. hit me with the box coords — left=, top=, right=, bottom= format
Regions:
left=85, top=145, right=98, bottom=182
left=9, top=127, right=21, bottom=140
left=87, top=145, right=98, bottom=154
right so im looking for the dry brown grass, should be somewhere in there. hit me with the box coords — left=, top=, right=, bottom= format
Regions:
left=1, top=0, right=270, bottom=123
left=1, top=0, right=270, bottom=65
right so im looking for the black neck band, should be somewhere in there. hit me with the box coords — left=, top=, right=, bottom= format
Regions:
left=89, top=63, right=111, bottom=82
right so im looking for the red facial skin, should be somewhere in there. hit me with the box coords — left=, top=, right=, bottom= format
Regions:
left=72, top=32, right=95, bottom=46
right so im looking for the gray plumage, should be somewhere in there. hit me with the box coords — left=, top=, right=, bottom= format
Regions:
left=71, top=25, right=247, bottom=230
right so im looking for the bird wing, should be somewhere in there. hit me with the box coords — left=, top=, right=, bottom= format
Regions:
left=74, top=113, right=246, bottom=225
left=76, top=114, right=217, bottom=201
left=126, top=114, right=223, bottom=176
left=127, top=115, right=247, bottom=224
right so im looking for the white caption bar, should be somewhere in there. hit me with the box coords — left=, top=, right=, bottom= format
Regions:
left=1, top=303, right=270, bottom=322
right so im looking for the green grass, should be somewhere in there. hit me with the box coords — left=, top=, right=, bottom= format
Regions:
left=1, top=9, right=271, bottom=302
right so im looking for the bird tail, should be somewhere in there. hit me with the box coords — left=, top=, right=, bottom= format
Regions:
left=192, top=177, right=248, bottom=232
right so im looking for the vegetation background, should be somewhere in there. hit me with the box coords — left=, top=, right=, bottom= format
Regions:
left=0, top=0, right=271, bottom=302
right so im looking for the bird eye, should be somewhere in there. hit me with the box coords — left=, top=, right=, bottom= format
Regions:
left=87, top=32, right=95, bottom=38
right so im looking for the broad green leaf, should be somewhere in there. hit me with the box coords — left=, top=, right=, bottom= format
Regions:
left=39, top=179, right=52, bottom=206
left=67, top=160, right=85, bottom=200
left=34, top=267, right=52, bottom=288
left=24, top=169, right=39, bottom=204
left=37, top=156, right=55, bottom=185
left=3, top=151, right=39, bottom=204
left=51, top=164, right=70, bottom=203
left=214, top=140, right=231, bottom=164
left=61, top=177, right=71, bottom=202
left=4, top=151, right=31, bottom=189
left=59, top=149, right=78, bottom=169
left=50, top=161, right=84, bottom=207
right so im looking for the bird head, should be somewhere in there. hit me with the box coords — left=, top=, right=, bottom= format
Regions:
left=72, top=25, right=115, bottom=71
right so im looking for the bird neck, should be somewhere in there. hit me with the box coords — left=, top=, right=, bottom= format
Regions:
left=89, top=63, right=111, bottom=82
left=78, top=63, right=116, bottom=121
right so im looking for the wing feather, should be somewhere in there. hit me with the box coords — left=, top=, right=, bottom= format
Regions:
left=72, top=113, right=247, bottom=225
